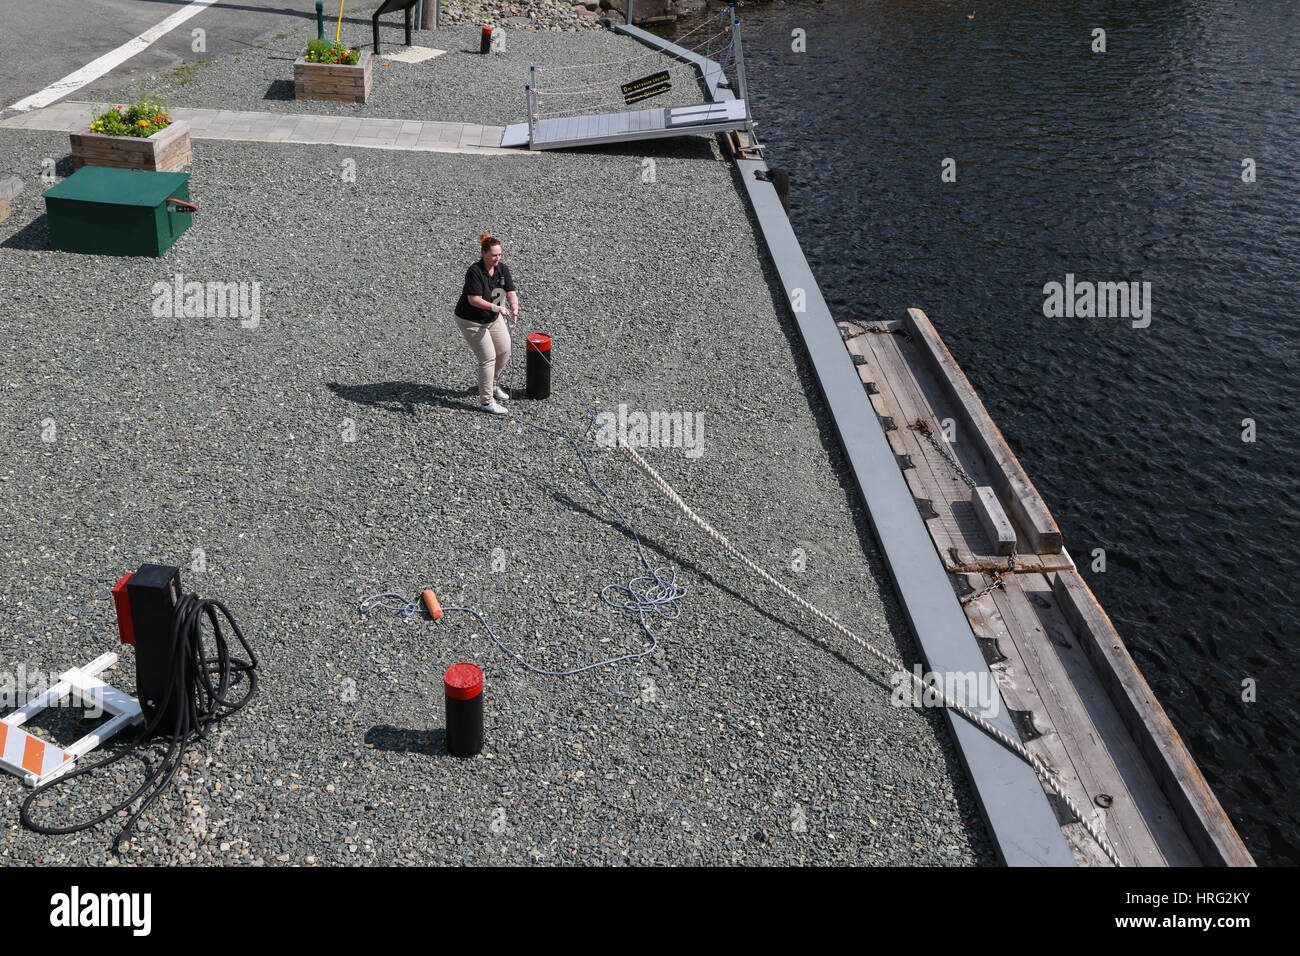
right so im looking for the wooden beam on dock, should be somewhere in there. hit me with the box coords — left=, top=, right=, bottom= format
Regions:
left=903, top=308, right=1063, bottom=554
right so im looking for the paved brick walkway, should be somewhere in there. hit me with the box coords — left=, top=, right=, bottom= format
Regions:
left=0, top=101, right=526, bottom=155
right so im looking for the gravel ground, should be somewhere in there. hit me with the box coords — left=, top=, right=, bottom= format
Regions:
left=436, top=0, right=607, bottom=31
left=0, top=27, right=993, bottom=866
left=81, top=22, right=715, bottom=127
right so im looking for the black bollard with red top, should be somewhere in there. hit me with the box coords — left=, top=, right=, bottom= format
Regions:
left=443, top=663, right=484, bottom=757
left=480, top=26, right=493, bottom=53
left=525, top=332, right=552, bottom=400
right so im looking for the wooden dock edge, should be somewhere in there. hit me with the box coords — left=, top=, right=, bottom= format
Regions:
left=903, top=308, right=1063, bottom=554
left=1050, top=569, right=1255, bottom=866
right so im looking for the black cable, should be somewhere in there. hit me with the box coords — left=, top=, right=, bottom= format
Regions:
left=19, top=593, right=258, bottom=853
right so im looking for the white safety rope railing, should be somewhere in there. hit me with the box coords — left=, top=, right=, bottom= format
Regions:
left=531, top=22, right=732, bottom=96
left=540, top=12, right=719, bottom=71
left=521, top=8, right=744, bottom=138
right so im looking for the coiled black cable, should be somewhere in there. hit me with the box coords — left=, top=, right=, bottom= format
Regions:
left=19, top=593, right=258, bottom=853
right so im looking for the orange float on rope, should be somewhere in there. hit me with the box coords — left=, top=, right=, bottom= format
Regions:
left=420, top=589, right=443, bottom=620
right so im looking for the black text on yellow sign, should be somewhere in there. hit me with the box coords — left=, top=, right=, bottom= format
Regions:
left=621, top=70, right=672, bottom=103
left=621, top=70, right=671, bottom=96
left=624, top=81, right=671, bottom=105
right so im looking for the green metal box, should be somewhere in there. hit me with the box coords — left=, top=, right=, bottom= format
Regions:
left=44, top=167, right=193, bottom=257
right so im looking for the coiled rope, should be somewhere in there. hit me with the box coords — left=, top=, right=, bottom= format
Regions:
left=20, top=594, right=258, bottom=853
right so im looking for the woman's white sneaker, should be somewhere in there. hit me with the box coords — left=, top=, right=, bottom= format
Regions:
left=493, top=385, right=510, bottom=401
left=480, top=400, right=509, bottom=415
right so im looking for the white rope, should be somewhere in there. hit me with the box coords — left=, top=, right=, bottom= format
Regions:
left=533, top=25, right=732, bottom=94
left=540, top=13, right=720, bottom=72
left=614, top=438, right=1125, bottom=867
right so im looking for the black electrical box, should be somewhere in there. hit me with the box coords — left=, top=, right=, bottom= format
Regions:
left=126, top=564, right=183, bottom=732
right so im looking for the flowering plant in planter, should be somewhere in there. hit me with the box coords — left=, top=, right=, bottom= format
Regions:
left=89, top=97, right=172, bottom=138
left=304, top=37, right=360, bottom=65
left=295, top=38, right=371, bottom=103
left=71, top=91, right=190, bottom=172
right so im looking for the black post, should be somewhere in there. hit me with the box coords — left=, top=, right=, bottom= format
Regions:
left=315, top=1, right=324, bottom=40
left=373, top=10, right=381, bottom=55
left=126, top=564, right=184, bottom=733
left=444, top=664, right=484, bottom=758
left=404, top=6, right=412, bottom=45
left=525, top=333, right=552, bottom=400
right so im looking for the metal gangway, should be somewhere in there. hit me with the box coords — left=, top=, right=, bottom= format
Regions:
left=501, top=4, right=753, bottom=151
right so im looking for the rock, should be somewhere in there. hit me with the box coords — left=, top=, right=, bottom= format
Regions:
left=0, top=174, right=21, bottom=201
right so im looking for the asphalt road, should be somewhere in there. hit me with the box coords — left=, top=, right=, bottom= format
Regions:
left=0, top=0, right=386, bottom=112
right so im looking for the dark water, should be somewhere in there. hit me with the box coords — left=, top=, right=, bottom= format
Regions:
left=664, top=0, right=1300, bottom=863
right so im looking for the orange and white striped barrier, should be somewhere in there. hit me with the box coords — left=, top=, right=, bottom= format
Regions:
left=0, top=721, right=72, bottom=782
left=0, top=652, right=142, bottom=787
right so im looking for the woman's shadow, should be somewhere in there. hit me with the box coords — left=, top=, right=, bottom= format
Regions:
left=327, top=380, right=474, bottom=416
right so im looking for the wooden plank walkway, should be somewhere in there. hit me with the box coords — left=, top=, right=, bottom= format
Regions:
left=842, top=310, right=1253, bottom=866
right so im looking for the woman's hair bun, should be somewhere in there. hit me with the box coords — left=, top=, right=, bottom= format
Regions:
left=480, top=233, right=500, bottom=251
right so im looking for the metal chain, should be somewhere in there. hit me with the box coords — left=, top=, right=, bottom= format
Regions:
left=841, top=320, right=904, bottom=341
left=961, top=545, right=1018, bottom=606
left=962, top=570, right=1004, bottom=606
left=908, top=419, right=977, bottom=490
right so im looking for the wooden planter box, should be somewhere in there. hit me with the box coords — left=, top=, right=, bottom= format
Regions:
left=294, top=51, right=372, bottom=103
left=69, top=119, right=192, bottom=173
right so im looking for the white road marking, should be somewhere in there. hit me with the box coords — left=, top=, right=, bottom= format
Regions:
left=6, top=0, right=223, bottom=112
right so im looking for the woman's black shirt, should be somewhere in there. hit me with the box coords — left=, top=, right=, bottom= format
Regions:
left=455, top=261, right=516, bottom=324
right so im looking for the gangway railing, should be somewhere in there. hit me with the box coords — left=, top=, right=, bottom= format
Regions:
left=511, top=4, right=751, bottom=151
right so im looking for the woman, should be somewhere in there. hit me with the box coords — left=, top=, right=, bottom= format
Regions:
left=453, top=234, right=520, bottom=414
